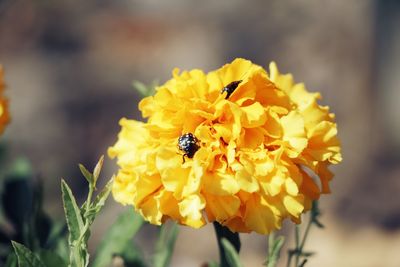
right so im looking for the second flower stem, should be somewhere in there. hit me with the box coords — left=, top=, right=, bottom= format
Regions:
left=213, top=222, right=241, bottom=267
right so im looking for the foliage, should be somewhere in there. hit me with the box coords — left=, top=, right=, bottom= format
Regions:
left=0, top=154, right=66, bottom=267
left=92, top=208, right=145, bottom=267
left=4, top=154, right=181, bottom=267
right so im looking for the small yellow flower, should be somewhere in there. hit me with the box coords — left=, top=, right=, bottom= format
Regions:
left=0, top=65, right=10, bottom=134
left=109, top=59, right=341, bottom=234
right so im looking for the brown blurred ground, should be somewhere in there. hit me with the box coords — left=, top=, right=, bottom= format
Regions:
left=1, top=0, right=400, bottom=266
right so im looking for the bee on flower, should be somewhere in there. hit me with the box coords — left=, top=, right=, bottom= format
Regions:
left=109, top=58, right=342, bottom=234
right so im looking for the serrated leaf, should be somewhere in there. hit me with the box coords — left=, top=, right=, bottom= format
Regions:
left=153, top=222, right=179, bottom=267
left=92, top=208, right=145, bottom=267
left=92, top=155, right=104, bottom=186
left=79, top=164, right=94, bottom=185
left=221, top=238, right=244, bottom=267
left=11, top=241, right=46, bottom=267
left=61, top=179, right=84, bottom=243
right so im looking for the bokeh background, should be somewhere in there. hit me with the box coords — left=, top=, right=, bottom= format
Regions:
left=1, top=0, right=400, bottom=266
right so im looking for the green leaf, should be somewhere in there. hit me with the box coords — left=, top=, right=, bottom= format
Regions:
left=92, top=177, right=114, bottom=210
left=84, top=177, right=114, bottom=224
left=79, top=164, right=93, bottom=185
left=39, top=250, right=67, bottom=267
left=221, top=238, right=244, bottom=267
left=119, top=242, right=147, bottom=267
left=60, top=179, right=84, bottom=243
left=92, top=208, right=145, bottom=267
left=45, top=221, right=67, bottom=248
left=132, top=81, right=151, bottom=97
left=92, top=155, right=104, bottom=186
left=153, top=223, right=179, bottom=267
left=9, top=157, right=32, bottom=178
left=4, top=253, right=18, bottom=267
left=11, top=241, right=46, bottom=267
left=53, top=236, right=69, bottom=265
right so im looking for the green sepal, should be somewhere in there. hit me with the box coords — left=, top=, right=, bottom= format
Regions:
left=92, top=155, right=104, bottom=186
left=78, top=164, right=94, bottom=186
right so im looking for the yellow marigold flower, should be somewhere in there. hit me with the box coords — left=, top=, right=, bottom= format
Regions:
left=0, top=65, right=10, bottom=134
left=109, top=58, right=342, bottom=234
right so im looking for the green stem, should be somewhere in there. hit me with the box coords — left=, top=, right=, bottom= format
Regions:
left=299, top=216, right=313, bottom=253
left=286, top=252, right=293, bottom=267
left=288, top=211, right=314, bottom=267
left=267, top=232, right=283, bottom=267
left=213, top=222, right=241, bottom=267
left=267, top=232, right=275, bottom=260
left=85, top=185, right=94, bottom=214
left=69, top=184, right=94, bottom=267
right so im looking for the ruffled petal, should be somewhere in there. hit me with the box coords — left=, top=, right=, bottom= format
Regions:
left=109, top=58, right=341, bottom=234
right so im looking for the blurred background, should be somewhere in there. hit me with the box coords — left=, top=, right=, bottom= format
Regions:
left=1, top=0, right=400, bottom=266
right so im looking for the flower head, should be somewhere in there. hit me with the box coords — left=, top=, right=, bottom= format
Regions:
left=109, top=59, right=341, bottom=234
left=0, top=65, right=10, bottom=134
